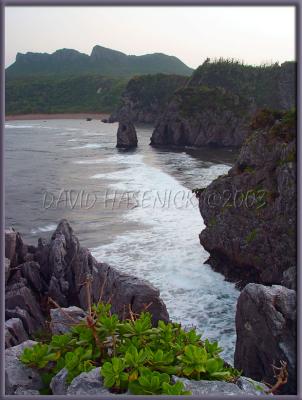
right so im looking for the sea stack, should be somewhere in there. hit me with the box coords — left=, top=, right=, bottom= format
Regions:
left=116, top=119, right=138, bottom=148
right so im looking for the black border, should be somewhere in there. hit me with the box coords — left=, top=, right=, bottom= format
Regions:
left=0, top=1, right=300, bottom=399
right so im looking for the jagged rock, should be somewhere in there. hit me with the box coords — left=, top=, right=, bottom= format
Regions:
left=198, top=110, right=296, bottom=285
left=5, top=257, right=10, bottom=284
left=234, top=284, right=297, bottom=394
left=91, top=262, right=169, bottom=326
left=5, top=219, right=169, bottom=346
left=5, top=340, right=43, bottom=395
left=5, top=318, right=29, bottom=348
left=116, top=120, right=137, bottom=148
left=5, top=279, right=45, bottom=334
left=19, top=261, right=43, bottom=293
left=50, top=368, right=69, bottom=395
left=50, top=306, right=86, bottom=334
left=67, top=367, right=114, bottom=396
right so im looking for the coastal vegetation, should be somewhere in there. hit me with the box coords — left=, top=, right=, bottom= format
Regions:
left=20, top=300, right=240, bottom=395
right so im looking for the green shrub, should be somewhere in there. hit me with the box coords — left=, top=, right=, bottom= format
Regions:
left=20, top=302, right=241, bottom=395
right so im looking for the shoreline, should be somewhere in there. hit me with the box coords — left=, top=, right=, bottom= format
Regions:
left=5, top=113, right=110, bottom=121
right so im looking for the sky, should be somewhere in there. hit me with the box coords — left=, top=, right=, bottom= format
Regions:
left=5, top=6, right=296, bottom=68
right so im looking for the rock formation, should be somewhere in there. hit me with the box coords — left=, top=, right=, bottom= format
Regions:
left=109, top=74, right=188, bottom=124
left=116, top=119, right=138, bottom=148
left=5, top=219, right=169, bottom=348
left=150, top=60, right=296, bottom=148
left=198, top=109, right=296, bottom=286
left=234, top=284, right=297, bottom=394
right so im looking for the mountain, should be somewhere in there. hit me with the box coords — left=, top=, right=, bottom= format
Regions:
left=6, top=45, right=193, bottom=78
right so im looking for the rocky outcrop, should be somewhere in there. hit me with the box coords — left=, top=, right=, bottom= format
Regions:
left=198, top=109, right=296, bottom=286
left=50, top=306, right=86, bottom=334
left=234, top=284, right=297, bottom=394
left=5, top=220, right=169, bottom=347
left=109, top=74, right=187, bottom=124
left=116, top=119, right=138, bottom=148
left=150, top=60, right=296, bottom=148
left=5, top=318, right=29, bottom=348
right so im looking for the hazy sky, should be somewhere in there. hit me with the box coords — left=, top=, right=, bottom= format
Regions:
left=5, top=6, right=295, bottom=68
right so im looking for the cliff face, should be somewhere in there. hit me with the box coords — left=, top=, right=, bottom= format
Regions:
left=109, top=74, right=188, bottom=124
left=150, top=60, right=296, bottom=147
left=198, top=109, right=296, bottom=286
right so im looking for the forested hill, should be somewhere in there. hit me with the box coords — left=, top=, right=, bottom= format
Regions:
left=6, top=45, right=193, bottom=78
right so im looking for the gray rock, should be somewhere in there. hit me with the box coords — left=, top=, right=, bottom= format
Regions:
left=5, top=318, right=29, bottom=348
left=92, top=262, right=169, bottom=326
left=173, top=376, right=245, bottom=396
left=234, top=284, right=297, bottom=394
left=50, top=368, right=69, bottom=395
left=116, top=120, right=137, bottom=148
left=5, top=340, right=43, bottom=395
left=5, top=228, right=17, bottom=262
left=14, top=388, right=41, bottom=395
left=19, top=261, right=43, bottom=293
left=67, top=367, right=113, bottom=396
left=5, top=279, right=45, bottom=334
left=236, top=377, right=269, bottom=396
left=5, top=257, right=10, bottom=284
left=281, top=267, right=296, bottom=290
left=50, top=306, right=86, bottom=334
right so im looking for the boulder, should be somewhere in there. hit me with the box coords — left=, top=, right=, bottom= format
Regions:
left=50, top=306, right=86, bottom=334
left=116, top=119, right=137, bottom=148
left=173, top=376, right=269, bottom=396
left=5, top=340, right=43, bottom=395
left=50, top=368, right=69, bottom=395
left=67, top=367, right=114, bottom=396
left=234, top=284, right=297, bottom=394
left=5, top=318, right=29, bottom=348
left=14, top=388, right=41, bottom=395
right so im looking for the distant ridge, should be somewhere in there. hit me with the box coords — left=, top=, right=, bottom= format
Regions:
left=6, top=45, right=193, bottom=78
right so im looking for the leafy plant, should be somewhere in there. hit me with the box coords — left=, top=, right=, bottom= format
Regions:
left=20, top=298, right=240, bottom=395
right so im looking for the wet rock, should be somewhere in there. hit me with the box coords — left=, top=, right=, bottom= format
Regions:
left=116, top=119, right=137, bottom=148
left=234, top=284, right=297, bottom=394
left=5, top=340, right=43, bottom=395
left=5, top=318, right=29, bottom=348
left=50, top=368, right=69, bottom=395
left=50, top=306, right=86, bottom=334
left=67, top=367, right=113, bottom=396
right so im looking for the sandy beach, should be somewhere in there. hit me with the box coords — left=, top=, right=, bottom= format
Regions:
left=5, top=113, right=110, bottom=121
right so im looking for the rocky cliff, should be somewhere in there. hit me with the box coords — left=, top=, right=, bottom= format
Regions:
left=5, top=220, right=169, bottom=347
left=198, top=109, right=296, bottom=286
left=109, top=74, right=188, bottom=124
left=150, top=60, right=296, bottom=147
